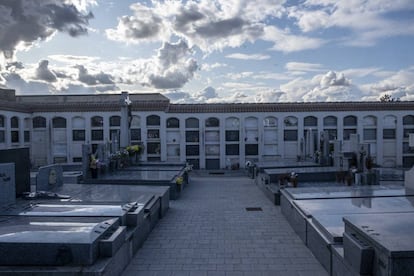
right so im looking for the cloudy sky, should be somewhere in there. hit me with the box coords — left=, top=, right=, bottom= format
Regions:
left=0, top=0, right=413, bottom=103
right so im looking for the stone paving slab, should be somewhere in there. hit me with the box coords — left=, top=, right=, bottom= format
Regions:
left=122, top=175, right=327, bottom=276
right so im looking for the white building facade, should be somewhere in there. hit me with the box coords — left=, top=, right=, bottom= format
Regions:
left=1, top=89, right=413, bottom=169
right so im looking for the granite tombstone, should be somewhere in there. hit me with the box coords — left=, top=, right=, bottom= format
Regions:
left=36, top=164, right=63, bottom=191
left=0, top=147, right=30, bottom=195
left=0, top=163, right=15, bottom=206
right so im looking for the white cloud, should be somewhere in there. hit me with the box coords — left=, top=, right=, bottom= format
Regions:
left=263, top=26, right=325, bottom=52
left=303, top=85, right=359, bottom=102
left=69, top=0, right=97, bottom=13
left=279, top=71, right=360, bottom=102
left=280, top=77, right=316, bottom=101
left=106, top=0, right=414, bottom=56
left=194, top=86, right=218, bottom=100
left=237, top=0, right=286, bottom=21
left=226, top=71, right=254, bottom=80
left=0, top=0, right=94, bottom=62
left=222, top=81, right=256, bottom=90
left=210, top=87, right=289, bottom=104
left=2, top=1, right=413, bottom=102
left=252, top=72, right=292, bottom=81
left=0, top=57, right=120, bottom=94
left=341, top=67, right=383, bottom=79
left=226, top=53, right=271, bottom=60
left=105, top=3, right=170, bottom=44
left=1, top=71, right=53, bottom=94
left=163, top=67, right=414, bottom=103
left=163, top=86, right=220, bottom=103
left=139, top=40, right=199, bottom=89
left=105, top=1, right=287, bottom=53
left=48, top=54, right=100, bottom=64
left=319, top=71, right=350, bottom=88
left=4, top=61, right=24, bottom=71
left=368, top=68, right=414, bottom=101
left=0, top=37, right=197, bottom=94
left=345, top=21, right=414, bottom=47
left=35, top=60, right=57, bottom=82
left=166, top=0, right=282, bottom=52
left=255, top=90, right=286, bottom=102
left=285, top=62, right=324, bottom=72
left=162, top=65, right=414, bottom=103
left=0, top=74, right=5, bottom=87
left=162, top=90, right=192, bottom=103
left=200, top=62, right=228, bottom=71
left=288, top=0, right=414, bottom=46
left=103, top=0, right=414, bottom=58
left=75, top=64, right=115, bottom=85
left=289, top=9, right=330, bottom=33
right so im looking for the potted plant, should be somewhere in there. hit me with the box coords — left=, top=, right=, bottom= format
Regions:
left=126, top=144, right=143, bottom=164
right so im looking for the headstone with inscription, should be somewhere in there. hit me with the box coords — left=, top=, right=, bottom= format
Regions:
left=36, top=164, right=63, bottom=191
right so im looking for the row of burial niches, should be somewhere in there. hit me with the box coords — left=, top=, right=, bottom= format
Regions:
left=279, top=165, right=414, bottom=276
left=0, top=148, right=170, bottom=275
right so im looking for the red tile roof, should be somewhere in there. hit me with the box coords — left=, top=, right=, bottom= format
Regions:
left=166, top=102, right=414, bottom=113
left=1, top=88, right=413, bottom=113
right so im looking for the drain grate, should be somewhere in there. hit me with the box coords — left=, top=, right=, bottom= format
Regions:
left=246, top=207, right=262, bottom=211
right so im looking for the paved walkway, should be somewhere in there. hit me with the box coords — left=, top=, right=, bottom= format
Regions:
left=122, top=175, right=328, bottom=276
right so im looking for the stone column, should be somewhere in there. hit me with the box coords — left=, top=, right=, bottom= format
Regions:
left=305, top=128, right=311, bottom=156
left=111, top=131, right=119, bottom=153
left=120, top=91, right=131, bottom=149
left=320, top=130, right=330, bottom=165
left=332, top=140, right=342, bottom=168
left=349, top=133, right=360, bottom=154
left=82, top=144, right=91, bottom=180
left=356, top=143, right=367, bottom=172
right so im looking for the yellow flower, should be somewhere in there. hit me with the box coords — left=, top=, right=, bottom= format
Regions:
left=127, top=145, right=140, bottom=153
left=176, top=176, right=183, bottom=185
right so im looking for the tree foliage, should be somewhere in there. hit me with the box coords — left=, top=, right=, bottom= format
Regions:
left=379, top=94, right=399, bottom=102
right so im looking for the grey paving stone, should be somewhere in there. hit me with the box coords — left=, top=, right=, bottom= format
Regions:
left=122, top=175, right=328, bottom=276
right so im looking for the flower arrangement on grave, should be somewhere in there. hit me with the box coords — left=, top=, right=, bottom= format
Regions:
left=116, top=149, right=130, bottom=168
left=110, top=151, right=121, bottom=161
left=126, top=145, right=141, bottom=156
left=175, top=176, right=183, bottom=185
left=121, top=149, right=129, bottom=158
left=184, top=163, right=193, bottom=172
